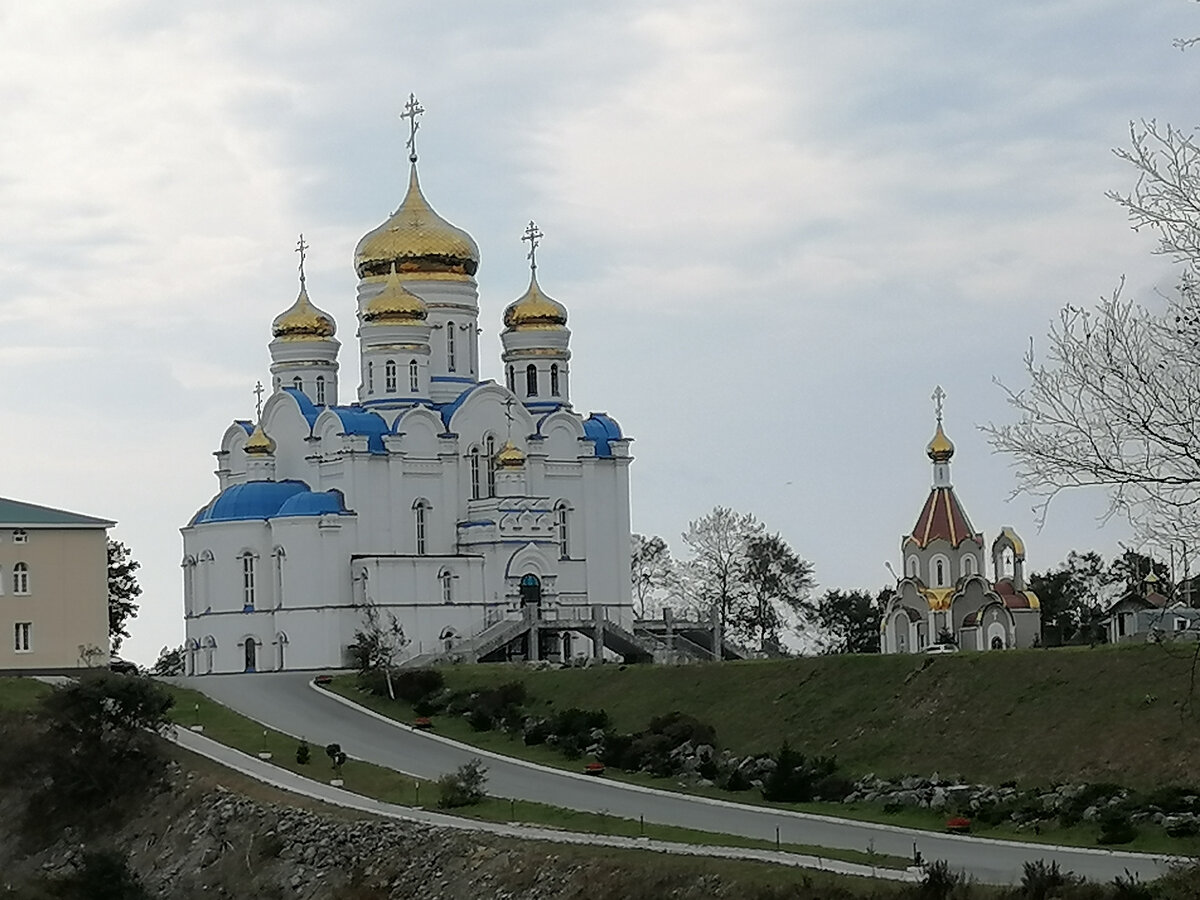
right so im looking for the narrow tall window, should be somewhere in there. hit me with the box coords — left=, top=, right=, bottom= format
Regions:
left=447, top=322, right=456, bottom=371
left=292, top=376, right=302, bottom=391
left=550, top=363, right=560, bottom=397
left=409, top=359, right=419, bottom=392
left=469, top=448, right=481, bottom=500
left=441, top=569, right=453, bottom=604
left=12, top=530, right=26, bottom=544
left=526, top=364, right=538, bottom=397
left=273, top=548, right=285, bottom=609
left=315, top=375, right=326, bottom=405
left=367, top=361, right=374, bottom=394
left=414, top=501, right=429, bottom=555
left=12, top=562, right=29, bottom=595
left=385, top=359, right=397, bottom=393
left=486, top=436, right=496, bottom=496
left=506, top=365, right=515, bottom=390
left=555, top=502, right=569, bottom=558
left=241, top=553, right=256, bottom=609
left=14, top=623, right=30, bottom=652
left=935, top=559, right=945, bottom=587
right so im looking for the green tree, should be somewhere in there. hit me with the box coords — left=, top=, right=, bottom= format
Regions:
left=815, top=588, right=884, bottom=654
left=107, top=539, right=142, bottom=652
left=630, top=533, right=677, bottom=619
left=681, top=506, right=763, bottom=652
left=737, top=533, right=815, bottom=653
left=1028, top=551, right=1106, bottom=644
left=1104, top=548, right=1172, bottom=597
left=348, top=600, right=409, bottom=700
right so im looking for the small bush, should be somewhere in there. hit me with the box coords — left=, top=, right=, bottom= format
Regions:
left=295, top=740, right=311, bottom=765
left=1111, top=870, right=1154, bottom=900
left=65, top=849, right=150, bottom=900
left=647, top=711, right=715, bottom=748
left=1098, top=810, right=1137, bottom=845
left=1020, top=860, right=1079, bottom=900
left=761, top=741, right=839, bottom=803
left=437, top=758, right=487, bottom=808
left=392, top=668, right=445, bottom=704
left=915, top=859, right=962, bottom=900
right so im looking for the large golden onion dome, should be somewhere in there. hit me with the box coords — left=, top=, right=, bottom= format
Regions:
left=503, top=273, right=568, bottom=332
left=495, top=439, right=526, bottom=469
left=354, top=164, right=480, bottom=280
left=272, top=284, right=337, bottom=342
left=244, top=421, right=276, bottom=456
left=362, top=265, right=429, bottom=325
left=926, top=421, right=955, bottom=463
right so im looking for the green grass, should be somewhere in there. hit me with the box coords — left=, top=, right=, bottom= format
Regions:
left=163, top=685, right=907, bottom=869
left=0, top=677, right=52, bottom=711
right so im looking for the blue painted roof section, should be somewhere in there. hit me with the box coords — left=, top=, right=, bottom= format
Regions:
left=437, top=384, right=485, bottom=427
left=330, top=407, right=388, bottom=454
left=276, top=489, right=350, bottom=518
left=195, top=480, right=310, bottom=523
left=582, top=413, right=623, bottom=459
left=282, top=387, right=321, bottom=427
left=235, top=420, right=254, bottom=435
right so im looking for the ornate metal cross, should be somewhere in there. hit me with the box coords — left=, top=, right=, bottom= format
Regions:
left=401, top=93, right=425, bottom=163
left=504, top=397, right=516, bottom=438
left=931, top=385, right=946, bottom=423
left=295, top=233, right=308, bottom=285
left=522, top=220, right=543, bottom=271
left=253, top=381, right=265, bottom=418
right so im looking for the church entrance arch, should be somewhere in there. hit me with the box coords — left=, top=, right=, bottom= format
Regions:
left=520, top=573, right=542, bottom=611
left=244, top=637, right=258, bottom=673
left=990, top=636, right=1004, bottom=650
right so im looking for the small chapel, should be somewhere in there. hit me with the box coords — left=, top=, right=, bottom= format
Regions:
left=880, top=389, right=1041, bottom=653
left=181, top=99, right=635, bottom=675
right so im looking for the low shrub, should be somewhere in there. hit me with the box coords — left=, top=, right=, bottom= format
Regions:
left=437, top=758, right=487, bottom=808
left=1098, top=810, right=1137, bottom=845
left=392, top=668, right=445, bottom=704
left=761, top=741, right=838, bottom=803
left=1020, top=860, right=1080, bottom=900
left=295, top=740, right=311, bottom=765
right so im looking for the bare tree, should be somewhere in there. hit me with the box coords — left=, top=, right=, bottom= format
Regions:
left=630, top=533, right=677, bottom=619
left=681, top=507, right=763, bottom=648
left=348, top=601, right=409, bottom=701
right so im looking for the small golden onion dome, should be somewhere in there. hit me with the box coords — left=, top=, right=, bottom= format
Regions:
left=362, top=266, right=429, bottom=324
left=495, top=439, right=526, bottom=469
left=272, top=285, right=337, bottom=342
left=244, top=421, right=276, bottom=456
left=503, top=273, right=568, bottom=332
left=354, top=165, right=480, bottom=279
left=926, top=421, right=955, bottom=463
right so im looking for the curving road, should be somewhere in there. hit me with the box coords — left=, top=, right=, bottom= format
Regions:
left=186, top=672, right=1182, bottom=886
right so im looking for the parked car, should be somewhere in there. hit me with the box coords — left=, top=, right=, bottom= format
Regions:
left=924, top=643, right=958, bottom=655
left=109, top=657, right=139, bottom=674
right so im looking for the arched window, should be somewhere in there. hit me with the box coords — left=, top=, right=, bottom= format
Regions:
left=409, top=359, right=419, bottom=392
left=240, top=553, right=256, bottom=609
left=367, top=361, right=374, bottom=394
left=935, top=559, right=945, bottom=587
left=274, top=376, right=281, bottom=390
left=1001, top=549, right=1015, bottom=579
left=506, top=365, right=514, bottom=391
left=486, top=436, right=497, bottom=496
left=315, top=375, right=326, bottom=405
left=272, top=547, right=285, bottom=609
left=555, top=502, right=569, bottom=558
left=385, top=359, right=397, bottom=393
left=414, top=500, right=430, bottom=555
left=440, top=569, right=453, bottom=604
left=469, top=447, right=481, bottom=500
left=906, top=556, right=918, bottom=578
left=526, top=364, right=538, bottom=397
left=447, top=321, right=456, bottom=371
left=962, top=555, right=976, bottom=577
left=12, top=562, right=29, bottom=595
left=292, top=376, right=302, bottom=391
left=550, top=363, right=560, bottom=397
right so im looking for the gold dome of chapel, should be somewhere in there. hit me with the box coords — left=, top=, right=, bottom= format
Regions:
left=272, top=284, right=337, bottom=342
left=495, top=439, right=526, bottom=469
left=362, top=265, right=429, bottom=325
left=503, top=272, right=568, bottom=332
left=354, top=165, right=480, bottom=280
left=243, top=421, right=276, bottom=456
left=926, top=421, right=955, bottom=463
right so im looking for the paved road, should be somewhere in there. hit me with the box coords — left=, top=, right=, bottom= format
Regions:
left=186, top=672, right=1182, bottom=885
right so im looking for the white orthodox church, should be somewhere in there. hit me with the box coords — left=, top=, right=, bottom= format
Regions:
left=880, top=392, right=1041, bottom=654
left=181, top=107, right=634, bottom=675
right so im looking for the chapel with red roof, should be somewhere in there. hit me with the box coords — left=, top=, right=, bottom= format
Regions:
left=880, top=388, right=1041, bottom=653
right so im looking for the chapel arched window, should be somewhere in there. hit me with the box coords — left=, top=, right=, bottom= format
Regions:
left=440, top=569, right=453, bottom=604
left=447, top=321, right=456, bottom=372
left=469, top=448, right=481, bottom=500
left=550, top=364, right=560, bottom=397
left=409, top=359, right=419, bottom=392
left=486, top=436, right=497, bottom=496
left=555, top=502, right=569, bottom=558
left=526, top=364, right=538, bottom=397
left=315, top=375, right=326, bottom=405
left=12, top=562, right=29, bottom=595
left=506, top=365, right=514, bottom=391
left=292, top=376, right=303, bottom=392
left=241, top=553, right=256, bottom=609
left=414, top=500, right=430, bottom=555
left=385, top=359, right=397, bottom=393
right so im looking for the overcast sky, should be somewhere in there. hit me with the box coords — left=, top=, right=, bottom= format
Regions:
left=2, top=1, right=1197, bottom=664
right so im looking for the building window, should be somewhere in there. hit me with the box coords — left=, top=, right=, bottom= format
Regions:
left=526, top=364, right=538, bottom=397
left=14, top=622, right=30, bottom=653
left=935, top=559, right=945, bottom=587
left=550, top=363, right=560, bottom=397
left=241, top=553, right=256, bottom=609
left=1176, top=617, right=1190, bottom=632
left=440, top=569, right=453, bottom=604
left=486, top=436, right=497, bottom=496
left=273, top=547, right=285, bottom=610
left=315, top=375, right=326, bottom=405
left=292, top=376, right=302, bottom=391
left=385, top=359, right=397, bottom=393
left=12, top=562, right=29, bottom=595
left=469, top=447, right=481, bottom=500
left=962, top=555, right=976, bottom=577
left=447, top=321, right=456, bottom=371
left=367, top=361, right=374, bottom=394
left=414, top=500, right=430, bottom=555
left=555, top=502, right=569, bottom=558
left=506, top=365, right=514, bottom=391
left=12, top=530, right=26, bottom=544
left=906, top=556, right=918, bottom=578
left=409, top=359, right=419, bottom=392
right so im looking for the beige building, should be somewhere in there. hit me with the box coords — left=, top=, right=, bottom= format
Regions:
left=0, top=496, right=113, bottom=673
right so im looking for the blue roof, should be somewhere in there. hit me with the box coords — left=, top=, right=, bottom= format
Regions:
left=330, top=407, right=388, bottom=454
left=437, top=384, right=486, bottom=427
left=276, top=489, right=350, bottom=518
left=235, top=420, right=254, bottom=435
left=282, top=387, right=322, bottom=426
left=582, top=413, right=623, bottom=459
left=194, top=480, right=311, bottom=523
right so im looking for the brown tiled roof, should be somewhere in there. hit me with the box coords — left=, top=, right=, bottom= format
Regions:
left=909, top=487, right=982, bottom=549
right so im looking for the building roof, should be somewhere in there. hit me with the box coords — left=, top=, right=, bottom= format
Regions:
left=908, top=486, right=981, bottom=549
left=0, top=496, right=114, bottom=528
left=583, top=413, right=623, bottom=458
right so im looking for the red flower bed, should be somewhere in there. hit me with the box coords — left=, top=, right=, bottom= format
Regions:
left=413, top=717, right=433, bottom=730
left=584, top=762, right=606, bottom=776
left=945, top=817, right=971, bottom=834
left=313, top=674, right=334, bottom=686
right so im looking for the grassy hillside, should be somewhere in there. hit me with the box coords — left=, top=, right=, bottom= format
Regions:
left=427, top=643, right=1200, bottom=788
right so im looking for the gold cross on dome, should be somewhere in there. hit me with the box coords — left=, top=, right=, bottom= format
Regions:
left=522, top=220, right=544, bottom=272
left=401, top=93, right=425, bottom=163
left=253, top=381, right=265, bottom=418
left=931, top=385, right=946, bottom=423
left=295, top=234, right=308, bottom=285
